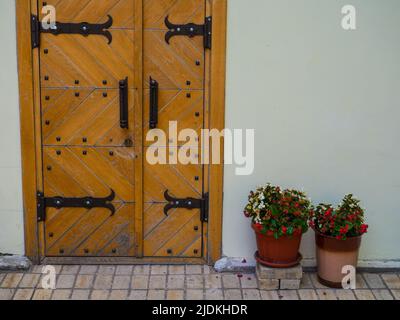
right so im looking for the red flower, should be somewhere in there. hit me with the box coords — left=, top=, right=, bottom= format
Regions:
left=336, top=235, right=342, bottom=240
left=254, top=223, right=263, bottom=231
left=266, top=230, right=274, bottom=237
left=360, top=224, right=369, bottom=234
left=325, top=208, right=333, bottom=217
left=294, top=211, right=301, bottom=217
left=281, top=226, right=287, bottom=235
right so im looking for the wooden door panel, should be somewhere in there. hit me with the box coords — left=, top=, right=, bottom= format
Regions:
left=143, top=204, right=202, bottom=257
left=144, top=0, right=205, bottom=29
left=144, top=148, right=202, bottom=202
left=42, top=88, right=135, bottom=147
left=143, top=89, right=203, bottom=146
left=45, top=204, right=134, bottom=257
left=43, top=147, right=135, bottom=202
left=40, top=0, right=135, bottom=29
left=144, top=31, right=204, bottom=89
left=40, top=31, right=135, bottom=88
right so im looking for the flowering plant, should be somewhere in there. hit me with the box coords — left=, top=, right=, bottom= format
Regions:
left=244, top=184, right=311, bottom=239
left=310, top=194, right=368, bottom=240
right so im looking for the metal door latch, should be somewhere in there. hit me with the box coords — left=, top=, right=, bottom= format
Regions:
left=164, top=16, right=212, bottom=49
left=37, top=189, right=116, bottom=222
left=163, top=190, right=209, bottom=222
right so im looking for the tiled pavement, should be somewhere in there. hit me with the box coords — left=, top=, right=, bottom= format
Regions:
left=0, top=265, right=399, bottom=300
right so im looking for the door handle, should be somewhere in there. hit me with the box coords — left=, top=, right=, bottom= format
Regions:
left=119, top=77, right=129, bottom=129
left=149, top=77, right=159, bottom=129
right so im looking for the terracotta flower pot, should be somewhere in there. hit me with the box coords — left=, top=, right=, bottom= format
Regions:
left=252, top=224, right=302, bottom=268
left=315, top=230, right=362, bottom=288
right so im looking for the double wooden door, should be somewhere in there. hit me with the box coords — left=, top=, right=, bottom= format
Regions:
left=36, top=0, right=210, bottom=260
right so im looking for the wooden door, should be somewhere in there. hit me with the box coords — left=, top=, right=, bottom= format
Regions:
left=142, top=0, right=207, bottom=258
left=35, top=0, right=211, bottom=260
left=39, top=0, right=137, bottom=257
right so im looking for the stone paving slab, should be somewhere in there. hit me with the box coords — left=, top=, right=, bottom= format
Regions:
left=0, top=265, right=399, bottom=300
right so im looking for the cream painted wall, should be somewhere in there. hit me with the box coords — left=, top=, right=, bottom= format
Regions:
left=223, top=0, right=400, bottom=264
left=0, top=1, right=399, bottom=264
left=0, top=1, right=24, bottom=255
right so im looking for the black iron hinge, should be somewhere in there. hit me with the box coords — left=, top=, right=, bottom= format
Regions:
left=163, top=190, right=209, bottom=223
left=31, top=14, right=113, bottom=49
left=36, top=190, right=116, bottom=222
left=165, top=16, right=212, bottom=49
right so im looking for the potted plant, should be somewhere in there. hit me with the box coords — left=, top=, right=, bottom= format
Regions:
left=244, top=184, right=311, bottom=268
left=310, top=194, right=369, bottom=288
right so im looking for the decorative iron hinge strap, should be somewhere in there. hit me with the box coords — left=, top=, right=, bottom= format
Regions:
left=164, top=16, right=212, bottom=49
left=37, top=189, right=116, bottom=222
left=31, top=14, right=113, bottom=49
left=163, top=190, right=209, bottom=222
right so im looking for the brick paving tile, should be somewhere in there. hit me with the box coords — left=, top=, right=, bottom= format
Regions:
left=335, top=289, right=356, bottom=300
left=134, top=265, right=150, bottom=275
left=169, top=266, right=185, bottom=275
left=0, top=273, right=6, bottom=284
left=19, top=274, right=40, bottom=288
left=222, top=274, right=240, bottom=289
left=93, top=275, right=113, bottom=290
left=167, top=275, right=185, bottom=289
left=32, top=289, right=52, bottom=300
left=186, top=289, right=204, bottom=300
left=151, top=265, right=168, bottom=275
left=242, top=289, right=261, bottom=300
left=116, top=266, right=133, bottom=275
left=260, top=290, right=280, bottom=300
left=147, top=290, right=165, bottom=300
left=131, top=275, right=149, bottom=290
left=75, top=275, right=94, bottom=289
left=354, top=290, right=376, bottom=300
left=13, top=289, right=34, bottom=300
left=356, top=274, right=368, bottom=289
left=240, top=274, right=258, bottom=289
left=149, top=275, right=166, bottom=289
left=298, top=289, right=319, bottom=300
left=98, top=266, right=116, bottom=275
left=205, top=288, right=224, bottom=300
left=224, top=289, right=242, bottom=300
left=79, top=265, right=98, bottom=274
left=52, top=289, right=72, bottom=300
left=109, top=290, right=129, bottom=300
left=300, top=273, right=314, bottom=289
left=372, top=289, right=394, bottom=300
left=56, top=275, right=76, bottom=289
left=91, top=290, right=110, bottom=300
left=186, top=265, right=203, bottom=274
left=204, top=274, right=222, bottom=289
left=1, top=273, right=23, bottom=288
left=71, top=290, right=91, bottom=300
left=203, top=265, right=212, bottom=274
left=0, top=288, right=14, bottom=300
left=363, top=273, right=386, bottom=289
left=391, top=290, right=400, bottom=300
left=61, top=265, right=79, bottom=275
left=278, top=290, right=299, bottom=300
left=112, top=275, right=131, bottom=290
left=128, top=290, right=147, bottom=300
left=316, top=289, right=338, bottom=300
left=381, top=274, right=400, bottom=289
left=186, top=275, right=204, bottom=289
left=167, top=290, right=184, bottom=300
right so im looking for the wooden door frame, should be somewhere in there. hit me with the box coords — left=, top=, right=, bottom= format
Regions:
left=16, top=0, right=227, bottom=265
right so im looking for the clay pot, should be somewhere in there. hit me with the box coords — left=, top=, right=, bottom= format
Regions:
left=315, top=230, right=362, bottom=288
left=252, top=224, right=302, bottom=268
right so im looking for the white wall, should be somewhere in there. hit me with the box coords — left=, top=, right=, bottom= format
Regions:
left=0, top=1, right=24, bottom=255
left=223, top=0, right=400, bottom=264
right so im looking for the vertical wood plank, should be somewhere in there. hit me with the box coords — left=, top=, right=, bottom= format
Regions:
left=134, top=0, right=144, bottom=257
left=208, top=0, right=227, bottom=264
left=16, top=0, right=39, bottom=262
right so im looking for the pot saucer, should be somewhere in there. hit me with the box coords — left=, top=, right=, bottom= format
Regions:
left=254, top=251, right=302, bottom=269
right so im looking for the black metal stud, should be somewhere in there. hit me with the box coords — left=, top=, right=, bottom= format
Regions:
left=44, top=76, right=49, bottom=81
left=56, top=150, right=61, bottom=155
left=194, top=226, right=199, bottom=231
left=82, top=137, right=87, bottom=143
left=112, top=249, right=117, bottom=254
left=75, top=92, right=80, bottom=97
left=195, top=176, right=199, bottom=181
left=47, top=166, right=52, bottom=171
left=195, top=112, right=200, bottom=117
left=194, top=249, right=198, bottom=254
left=84, top=249, right=89, bottom=254
left=82, top=150, right=87, bottom=156
left=186, top=80, right=191, bottom=86
left=45, top=120, right=50, bottom=125
left=59, top=249, right=64, bottom=254
left=56, top=137, right=61, bottom=142
left=45, top=96, right=50, bottom=100
left=103, top=92, right=108, bottom=98
left=44, top=49, right=48, bottom=54
left=196, top=60, right=201, bottom=66
left=186, top=93, right=191, bottom=98
left=167, top=249, right=173, bottom=255
left=109, top=151, right=114, bottom=156
left=103, top=80, right=107, bottom=85
left=75, top=80, right=80, bottom=85
left=49, top=232, right=54, bottom=238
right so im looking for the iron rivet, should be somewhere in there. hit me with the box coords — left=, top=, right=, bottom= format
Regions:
left=103, top=80, right=107, bottom=85
left=49, top=232, right=54, bottom=238
left=59, top=249, right=64, bottom=254
left=194, top=226, right=199, bottom=231
left=75, top=92, right=80, bottom=97
left=186, top=80, right=191, bottom=86
left=45, top=120, right=50, bottom=125
left=186, top=93, right=191, bottom=98
left=83, top=137, right=87, bottom=143
left=56, top=150, right=61, bottom=155
left=47, top=166, right=52, bottom=171
left=75, top=80, right=80, bottom=85
left=109, top=151, right=114, bottom=156
left=167, top=249, right=173, bottom=254
left=194, top=249, right=198, bottom=254
left=196, top=60, right=201, bottom=66
left=84, top=249, right=89, bottom=254
left=56, top=137, right=61, bottom=142
left=103, top=92, right=108, bottom=97
left=45, top=96, right=50, bottom=100
left=44, top=76, right=49, bottom=81
left=44, top=49, right=48, bottom=54
left=195, top=112, right=200, bottom=117
left=83, top=150, right=87, bottom=155
left=112, top=249, right=117, bottom=254
left=195, top=176, right=199, bottom=181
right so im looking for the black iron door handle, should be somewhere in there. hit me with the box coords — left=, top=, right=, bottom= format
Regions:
left=119, top=77, right=128, bottom=129
left=149, top=77, right=159, bottom=129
